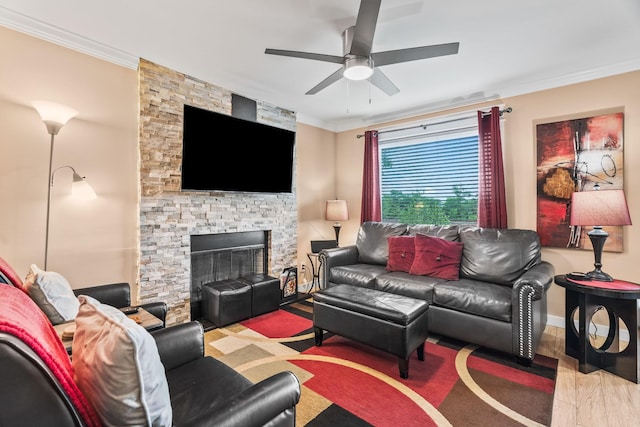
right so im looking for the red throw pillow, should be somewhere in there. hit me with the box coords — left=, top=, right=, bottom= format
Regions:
left=409, top=233, right=464, bottom=280
left=386, top=236, right=415, bottom=273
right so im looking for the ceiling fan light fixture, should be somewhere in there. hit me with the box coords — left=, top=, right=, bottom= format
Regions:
left=343, top=56, right=373, bottom=81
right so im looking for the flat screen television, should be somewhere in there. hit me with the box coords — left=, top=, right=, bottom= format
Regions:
left=181, top=104, right=295, bottom=193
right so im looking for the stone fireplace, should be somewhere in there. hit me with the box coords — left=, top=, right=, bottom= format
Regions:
left=137, top=59, right=297, bottom=325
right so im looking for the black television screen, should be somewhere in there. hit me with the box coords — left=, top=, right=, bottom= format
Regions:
left=181, top=104, right=295, bottom=193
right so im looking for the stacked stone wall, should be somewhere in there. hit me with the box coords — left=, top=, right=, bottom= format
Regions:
left=138, top=59, right=297, bottom=325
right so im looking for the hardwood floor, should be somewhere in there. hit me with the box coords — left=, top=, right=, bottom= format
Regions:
left=538, top=325, right=640, bottom=426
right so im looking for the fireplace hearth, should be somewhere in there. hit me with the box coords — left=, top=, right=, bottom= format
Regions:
left=190, top=231, right=268, bottom=322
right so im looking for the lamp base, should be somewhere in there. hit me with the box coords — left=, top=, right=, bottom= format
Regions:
left=333, top=223, right=342, bottom=246
left=586, top=227, right=613, bottom=282
left=585, top=269, right=613, bottom=282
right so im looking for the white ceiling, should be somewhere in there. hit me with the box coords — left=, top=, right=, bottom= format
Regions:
left=1, top=0, right=639, bottom=132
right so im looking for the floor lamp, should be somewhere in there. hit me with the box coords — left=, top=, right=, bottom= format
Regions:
left=325, top=199, right=349, bottom=246
left=569, top=184, right=631, bottom=281
left=33, top=101, right=96, bottom=270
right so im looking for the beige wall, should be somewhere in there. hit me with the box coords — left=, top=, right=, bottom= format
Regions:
left=0, top=26, right=139, bottom=290
left=294, top=123, right=338, bottom=282
left=331, top=70, right=640, bottom=323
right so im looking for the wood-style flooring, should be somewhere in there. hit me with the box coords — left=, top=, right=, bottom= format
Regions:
left=539, top=325, right=640, bottom=427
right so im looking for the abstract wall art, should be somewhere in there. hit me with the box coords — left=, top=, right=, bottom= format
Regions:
left=536, top=111, right=624, bottom=252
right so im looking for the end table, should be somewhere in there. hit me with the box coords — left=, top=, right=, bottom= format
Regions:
left=306, top=252, right=322, bottom=292
left=554, top=274, right=640, bottom=383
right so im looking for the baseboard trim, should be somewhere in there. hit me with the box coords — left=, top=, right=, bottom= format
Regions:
left=547, top=314, right=630, bottom=342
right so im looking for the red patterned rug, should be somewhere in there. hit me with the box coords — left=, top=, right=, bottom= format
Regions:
left=204, top=298, right=557, bottom=426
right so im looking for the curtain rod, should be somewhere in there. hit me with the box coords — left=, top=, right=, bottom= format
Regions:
left=356, top=106, right=512, bottom=138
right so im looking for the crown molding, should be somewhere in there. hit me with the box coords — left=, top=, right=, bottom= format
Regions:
left=0, top=6, right=138, bottom=70
left=328, top=58, right=640, bottom=133
left=2, top=5, right=638, bottom=134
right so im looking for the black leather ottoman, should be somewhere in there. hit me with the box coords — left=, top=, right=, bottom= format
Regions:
left=201, top=279, right=252, bottom=327
left=313, top=284, right=429, bottom=379
left=238, top=273, right=280, bottom=317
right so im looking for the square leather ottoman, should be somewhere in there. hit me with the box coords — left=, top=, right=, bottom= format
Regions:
left=313, top=284, right=429, bottom=379
left=238, top=273, right=280, bottom=317
left=201, top=279, right=252, bottom=327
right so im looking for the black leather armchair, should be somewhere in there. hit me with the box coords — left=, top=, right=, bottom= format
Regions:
left=0, top=293, right=301, bottom=427
left=73, top=282, right=167, bottom=329
left=0, top=256, right=168, bottom=328
left=153, top=322, right=301, bottom=427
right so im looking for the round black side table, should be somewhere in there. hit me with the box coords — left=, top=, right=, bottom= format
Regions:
left=554, top=274, right=640, bottom=383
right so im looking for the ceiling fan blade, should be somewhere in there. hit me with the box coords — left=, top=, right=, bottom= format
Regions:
left=371, top=42, right=459, bottom=67
left=306, top=68, right=345, bottom=95
left=349, top=0, right=381, bottom=56
left=265, top=48, right=343, bottom=64
left=369, top=68, right=400, bottom=96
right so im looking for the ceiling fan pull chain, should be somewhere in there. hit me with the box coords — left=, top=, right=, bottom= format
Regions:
left=346, top=80, right=350, bottom=114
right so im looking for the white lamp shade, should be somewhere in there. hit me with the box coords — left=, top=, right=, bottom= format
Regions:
left=326, top=200, right=349, bottom=221
left=72, top=175, right=97, bottom=200
left=33, top=100, right=78, bottom=125
left=33, top=100, right=78, bottom=135
left=570, top=189, right=631, bottom=226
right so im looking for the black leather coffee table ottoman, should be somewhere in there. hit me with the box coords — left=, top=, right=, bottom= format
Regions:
left=238, top=273, right=280, bottom=317
left=312, top=284, right=429, bottom=379
left=202, top=279, right=252, bottom=327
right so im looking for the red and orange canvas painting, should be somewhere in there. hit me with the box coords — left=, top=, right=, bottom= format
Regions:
left=536, top=112, right=624, bottom=252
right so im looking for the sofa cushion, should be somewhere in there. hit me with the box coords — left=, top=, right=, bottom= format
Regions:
left=459, top=228, right=541, bottom=286
left=407, top=224, right=460, bottom=241
left=23, top=264, right=79, bottom=325
left=167, top=356, right=253, bottom=424
left=432, top=279, right=512, bottom=322
left=329, top=264, right=387, bottom=289
left=386, top=236, right=415, bottom=273
left=72, top=295, right=172, bottom=426
left=409, top=234, right=464, bottom=280
left=375, top=271, right=443, bottom=303
left=356, top=222, right=408, bottom=265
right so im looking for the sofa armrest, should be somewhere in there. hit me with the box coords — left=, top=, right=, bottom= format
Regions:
left=74, top=284, right=167, bottom=327
left=319, top=245, right=359, bottom=288
left=74, top=282, right=131, bottom=307
left=512, top=261, right=554, bottom=300
left=152, top=321, right=204, bottom=371
left=139, top=302, right=167, bottom=328
left=182, top=371, right=301, bottom=427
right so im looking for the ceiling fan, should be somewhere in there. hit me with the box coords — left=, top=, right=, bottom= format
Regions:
left=264, top=0, right=459, bottom=96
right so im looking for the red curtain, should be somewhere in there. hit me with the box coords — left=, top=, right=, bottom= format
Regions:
left=360, top=130, right=381, bottom=223
left=477, top=107, right=508, bottom=228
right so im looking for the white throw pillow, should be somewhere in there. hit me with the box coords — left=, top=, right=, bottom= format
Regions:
left=72, top=295, right=172, bottom=427
left=23, top=264, right=79, bottom=325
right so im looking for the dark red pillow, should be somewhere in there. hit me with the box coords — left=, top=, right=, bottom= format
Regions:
left=386, top=236, right=415, bottom=273
left=409, top=233, right=464, bottom=280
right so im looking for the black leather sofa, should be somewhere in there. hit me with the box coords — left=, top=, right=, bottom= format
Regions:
left=319, top=222, right=555, bottom=363
left=0, top=284, right=301, bottom=426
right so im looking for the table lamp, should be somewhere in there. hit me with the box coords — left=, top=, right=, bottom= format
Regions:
left=569, top=185, right=631, bottom=281
left=325, top=199, right=349, bottom=246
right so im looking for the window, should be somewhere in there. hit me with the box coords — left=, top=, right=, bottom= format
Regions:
left=379, top=113, right=479, bottom=226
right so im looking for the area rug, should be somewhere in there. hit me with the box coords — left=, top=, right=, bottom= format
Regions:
left=204, top=299, right=557, bottom=427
